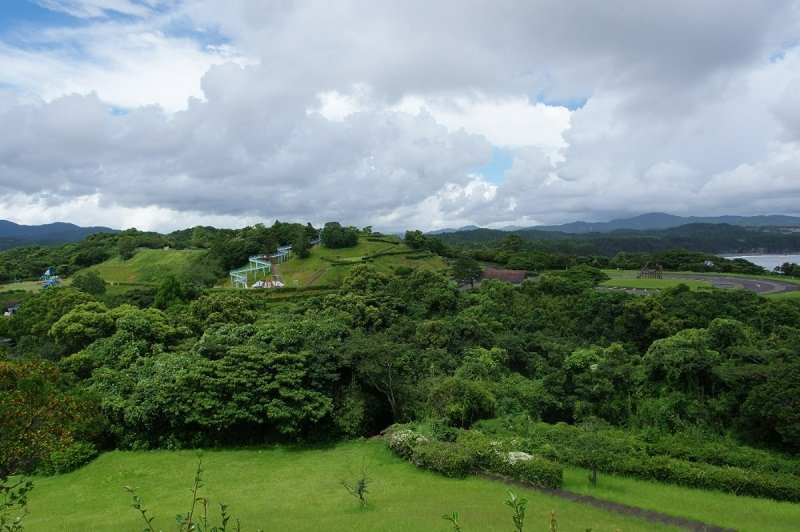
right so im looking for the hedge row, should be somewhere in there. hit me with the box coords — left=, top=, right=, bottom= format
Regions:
left=364, top=237, right=402, bottom=244
left=405, top=253, right=437, bottom=260
left=644, top=435, right=800, bottom=477
left=479, top=419, right=800, bottom=479
left=475, top=419, right=800, bottom=502
left=617, top=455, right=800, bottom=502
left=385, top=424, right=563, bottom=489
left=363, top=250, right=415, bottom=259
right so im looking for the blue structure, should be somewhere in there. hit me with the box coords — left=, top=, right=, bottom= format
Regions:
left=39, top=267, right=61, bottom=289
left=274, top=245, right=292, bottom=262
left=229, top=255, right=272, bottom=289
left=229, top=245, right=294, bottom=288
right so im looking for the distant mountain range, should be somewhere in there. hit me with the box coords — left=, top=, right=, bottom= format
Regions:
left=428, top=213, right=800, bottom=235
left=0, top=220, right=118, bottom=250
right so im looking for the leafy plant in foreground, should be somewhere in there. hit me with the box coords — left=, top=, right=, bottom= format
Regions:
left=504, top=489, right=527, bottom=532
left=0, top=476, right=32, bottom=532
left=125, top=456, right=243, bottom=531
left=441, top=511, right=462, bottom=531
left=337, top=467, right=371, bottom=509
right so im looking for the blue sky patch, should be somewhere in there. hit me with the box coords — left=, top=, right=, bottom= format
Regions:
left=539, top=95, right=588, bottom=111
left=471, top=147, right=514, bottom=184
left=0, top=1, right=80, bottom=34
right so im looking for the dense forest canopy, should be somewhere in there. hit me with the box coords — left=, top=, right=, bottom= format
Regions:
left=2, top=221, right=800, bottom=508
left=434, top=223, right=800, bottom=256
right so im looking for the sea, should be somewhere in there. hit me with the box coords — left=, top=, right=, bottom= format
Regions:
left=724, top=254, right=800, bottom=271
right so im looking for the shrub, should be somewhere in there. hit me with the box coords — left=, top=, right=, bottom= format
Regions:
left=385, top=424, right=563, bottom=488
left=427, top=377, right=496, bottom=428
left=411, top=440, right=478, bottom=478
left=475, top=418, right=800, bottom=501
left=37, top=443, right=99, bottom=476
left=489, top=453, right=563, bottom=489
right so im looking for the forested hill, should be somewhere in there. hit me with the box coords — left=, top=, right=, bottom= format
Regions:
left=0, top=220, right=118, bottom=250
left=534, top=212, right=800, bottom=233
left=435, top=223, right=800, bottom=255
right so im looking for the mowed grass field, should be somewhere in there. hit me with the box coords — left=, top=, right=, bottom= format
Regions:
left=600, top=271, right=711, bottom=290
left=23, top=441, right=672, bottom=532
left=563, top=467, right=800, bottom=532
left=87, top=248, right=214, bottom=284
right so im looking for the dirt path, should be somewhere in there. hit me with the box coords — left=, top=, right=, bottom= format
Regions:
left=477, top=473, right=735, bottom=531
left=271, top=261, right=282, bottom=283
left=307, top=268, right=329, bottom=286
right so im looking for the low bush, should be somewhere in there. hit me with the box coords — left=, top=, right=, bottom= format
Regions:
left=488, top=452, right=564, bottom=489
left=385, top=424, right=563, bottom=488
left=617, top=455, right=800, bottom=502
left=475, top=418, right=800, bottom=501
left=37, top=442, right=99, bottom=476
left=644, top=433, right=800, bottom=477
left=411, top=440, right=478, bottom=477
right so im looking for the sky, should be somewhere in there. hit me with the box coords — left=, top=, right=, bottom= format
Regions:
left=1, top=0, right=800, bottom=232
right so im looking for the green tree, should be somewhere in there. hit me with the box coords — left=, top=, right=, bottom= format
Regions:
left=49, top=302, right=115, bottom=355
left=452, top=255, right=481, bottom=287
left=0, top=361, right=100, bottom=476
left=292, top=232, right=311, bottom=259
left=70, top=270, right=107, bottom=296
left=427, top=376, right=496, bottom=428
left=8, top=287, right=93, bottom=340
left=153, top=275, right=186, bottom=309
left=321, top=222, right=359, bottom=249
left=117, top=237, right=137, bottom=260
left=739, top=363, right=800, bottom=452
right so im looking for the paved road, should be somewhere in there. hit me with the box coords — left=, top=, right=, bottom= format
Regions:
left=666, top=274, right=800, bottom=295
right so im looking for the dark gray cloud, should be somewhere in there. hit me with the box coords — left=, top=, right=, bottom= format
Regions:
left=1, top=1, right=800, bottom=230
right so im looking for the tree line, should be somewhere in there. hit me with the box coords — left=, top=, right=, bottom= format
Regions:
left=2, top=260, right=800, bottom=482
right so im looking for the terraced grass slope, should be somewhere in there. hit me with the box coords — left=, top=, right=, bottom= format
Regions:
left=23, top=440, right=670, bottom=531
left=87, top=248, right=215, bottom=285
left=274, top=236, right=448, bottom=288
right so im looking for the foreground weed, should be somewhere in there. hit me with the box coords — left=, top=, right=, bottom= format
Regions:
left=441, top=511, right=462, bottom=531
left=503, top=490, right=528, bottom=532
left=126, top=455, right=243, bottom=531
left=443, top=489, right=538, bottom=531
left=0, top=477, right=33, bottom=532
left=337, top=467, right=371, bottom=509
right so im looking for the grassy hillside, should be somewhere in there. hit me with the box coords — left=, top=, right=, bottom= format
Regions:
left=267, top=236, right=448, bottom=288
left=23, top=440, right=669, bottom=531
left=87, top=248, right=215, bottom=284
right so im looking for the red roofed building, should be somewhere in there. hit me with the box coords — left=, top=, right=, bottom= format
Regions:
left=480, top=268, right=526, bottom=284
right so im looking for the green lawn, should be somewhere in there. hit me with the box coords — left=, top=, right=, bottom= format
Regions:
left=88, top=248, right=214, bottom=284
left=23, top=441, right=671, bottom=531
left=563, top=467, right=800, bottom=532
left=601, top=269, right=800, bottom=297
left=599, top=271, right=711, bottom=290
left=0, top=280, right=47, bottom=293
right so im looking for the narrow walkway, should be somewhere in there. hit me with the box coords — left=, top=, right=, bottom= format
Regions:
left=307, top=268, right=329, bottom=286
left=476, top=473, right=735, bottom=532
left=271, top=260, right=282, bottom=283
